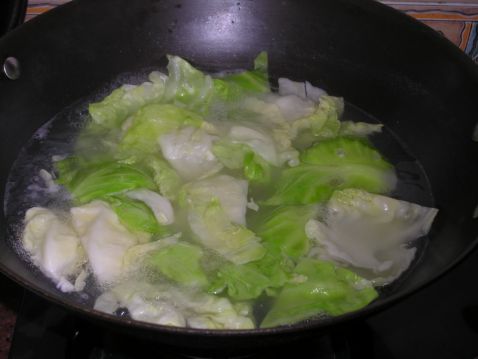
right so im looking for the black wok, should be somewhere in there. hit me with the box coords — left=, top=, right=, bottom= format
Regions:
left=0, top=0, right=27, bottom=36
left=1, top=0, right=478, bottom=352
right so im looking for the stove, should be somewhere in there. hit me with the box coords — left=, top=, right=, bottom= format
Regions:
left=7, top=247, right=478, bottom=359
left=8, top=290, right=352, bottom=359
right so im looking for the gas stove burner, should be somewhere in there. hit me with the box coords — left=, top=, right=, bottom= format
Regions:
left=80, top=336, right=351, bottom=359
left=10, top=291, right=351, bottom=359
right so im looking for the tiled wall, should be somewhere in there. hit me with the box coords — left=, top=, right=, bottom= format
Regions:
left=382, top=1, right=478, bottom=61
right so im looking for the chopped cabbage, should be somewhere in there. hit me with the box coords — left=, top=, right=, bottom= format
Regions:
left=104, top=194, right=171, bottom=236
left=229, top=126, right=279, bottom=166
left=182, top=175, right=264, bottom=264
left=209, top=262, right=271, bottom=301
left=212, top=140, right=272, bottom=183
left=148, top=242, right=208, bottom=287
left=235, top=95, right=344, bottom=161
left=243, top=151, right=272, bottom=183
left=144, top=157, right=182, bottom=200
left=306, top=189, right=438, bottom=284
left=56, top=160, right=156, bottom=205
left=267, top=93, right=316, bottom=121
left=88, top=72, right=167, bottom=130
left=126, top=189, right=174, bottom=225
left=339, top=121, right=383, bottom=137
left=254, top=205, right=319, bottom=260
left=265, top=137, right=396, bottom=205
left=182, top=174, right=248, bottom=225
left=164, top=52, right=269, bottom=111
left=211, top=141, right=248, bottom=170
left=300, top=137, right=391, bottom=169
left=17, top=52, right=439, bottom=330
left=22, top=207, right=86, bottom=292
left=94, top=281, right=186, bottom=327
left=209, top=245, right=293, bottom=301
left=278, top=77, right=327, bottom=102
left=291, top=95, right=343, bottom=139
left=188, top=198, right=265, bottom=265
left=119, top=104, right=204, bottom=158
left=261, top=258, right=378, bottom=328
left=227, top=125, right=299, bottom=168
left=94, top=281, right=254, bottom=329
left=164, top=55, right=215, bottom=111
left=70, top=201, right=144, bottom=285
left=158, top=127, right=222, bottom=181
left=239, top=96, right=286, bottom=126
left=217, top=51, right=270, bottom=96
left=264, top=164, right=395, bottom=206
left=122, top=235, right=179, bottom=274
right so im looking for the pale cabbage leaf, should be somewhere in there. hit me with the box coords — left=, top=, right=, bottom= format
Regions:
left=306, top=189, right=438, bottom=284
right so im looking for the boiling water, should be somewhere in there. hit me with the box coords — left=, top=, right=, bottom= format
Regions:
left=3, top=79, right=435, bottom=323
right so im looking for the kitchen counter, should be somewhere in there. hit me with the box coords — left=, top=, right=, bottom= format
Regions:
left=0, top=1, right=477, bottom=358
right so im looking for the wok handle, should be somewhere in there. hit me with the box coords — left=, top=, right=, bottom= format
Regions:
left=2, top=56, right=20, bottom=80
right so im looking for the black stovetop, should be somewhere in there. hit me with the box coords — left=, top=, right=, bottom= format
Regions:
left=8, top=248, right=478, bottom=359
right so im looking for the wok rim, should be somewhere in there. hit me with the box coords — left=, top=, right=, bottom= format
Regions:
left=1, top=0, right=27, bottom=35
left=1, top=0, right=478, bottom=337
left=2, top=239, right=477, bottom=336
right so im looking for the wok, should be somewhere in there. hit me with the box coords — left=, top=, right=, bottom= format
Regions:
left=0, top=0, right=27, bottom=36
left=1, top=0, right=478, bottom=352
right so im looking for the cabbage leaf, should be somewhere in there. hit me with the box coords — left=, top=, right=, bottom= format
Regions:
left=94, top=281, right=255, bottom=329
left=70, top=201, right=145, bottom=285
left=148, top=242, right=208, bottom=287
left=265, top=137, right=396, bottom=205
left=118, top=104, right=204, bottom=157
left=212, top=141, right=271, bottom=183
left=306, top=189, right=438, bottom=284
left=254, top=205, right=318, bottom=260
left=88, top=71, right=167, bottom=130
left=278, top=77, right=327, bottom=102
left=143, top=157, right=182, bottom=200
left=339, top=121, right=383, bottom=137
left=209, top=245, right=293, bottom=301
left=181, top=174, right=249, bottom=225
left=291, top=95, right=343, bottom=139
left=261, top=258, right=378, bottom=328
left=188, top=198, right=265, bottom=265
left=125, top=189, right=174, bottom=225
left=300, top=137, right=391, bottom=169
left=158, top=127, right=222, bottom=181
left=22, top=207, right=86, bottom=292
left=182, top=175, right=265, bottom=264
left=104, top=195, right=171, bottom=236
left=56, top=160, right=156, bottom=204
left=165, top=52, right=269, bottom=110
left=218, top=51, right=270, bottom=96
